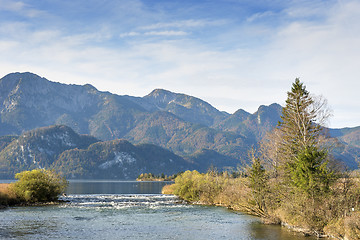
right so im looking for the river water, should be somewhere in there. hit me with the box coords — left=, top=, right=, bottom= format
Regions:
left=0, top=180, right=315, bottom=240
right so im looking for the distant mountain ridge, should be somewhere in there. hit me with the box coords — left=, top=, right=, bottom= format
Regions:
left=143, top=89, right=229, bottom=126
left=215, top=103, right=283, bottom=142
left=0, top=72, right=147, bottom=138
left=0, top=72, right=358, bottom=176
left=0, top=125, right=99, bottom=177
left=0, top=125, right=193, bottom=179
left=0, top=72, right=255, bottom=161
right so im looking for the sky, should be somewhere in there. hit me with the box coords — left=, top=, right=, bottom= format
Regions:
left=0, top=0, right=359, bottom=128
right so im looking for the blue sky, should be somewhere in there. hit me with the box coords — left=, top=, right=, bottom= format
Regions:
left=0, top=0, right=359, bottom=128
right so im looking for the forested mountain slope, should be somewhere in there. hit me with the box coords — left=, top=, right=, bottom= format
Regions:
left=0, top=72, right=358, bottom=171
left=0, top=125, right=192, bottom=179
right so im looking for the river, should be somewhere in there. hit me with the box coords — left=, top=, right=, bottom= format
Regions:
left=0, top=180, right=316, bottom=239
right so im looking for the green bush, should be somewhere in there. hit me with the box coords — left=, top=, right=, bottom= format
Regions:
left=173, top=170, right=202, bottom=202
left=171, top=170, right=229, bottom=204
left=11, top=169, right=68, bottom=203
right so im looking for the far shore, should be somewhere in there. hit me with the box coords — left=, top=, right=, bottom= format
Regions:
left=136, top=179, right=174, bottom=182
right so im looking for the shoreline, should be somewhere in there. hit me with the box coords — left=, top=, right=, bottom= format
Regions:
left=0, top=200, right=67, bottom=209
left=162, top=182, right=346, bottom=239
left=0, top=183, right=68, bottom=209
left=181, top=198, right=338, bottom=239
left=0, top=200, right=66, bottom=210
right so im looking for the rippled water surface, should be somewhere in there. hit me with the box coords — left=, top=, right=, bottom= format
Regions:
left=0, top=181, right=315, bottom=240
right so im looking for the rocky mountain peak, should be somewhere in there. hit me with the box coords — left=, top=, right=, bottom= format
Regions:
left=232, top=109, right=251, bottom=121
left=143, top=88, right=229, bottom=126
left=83, top=83, right=98, bottom=93
left=254, top=103, right=282, bottom=125
left=1, top=72, right=43, bottom=82
left=144, top=89, right=178, bottom=109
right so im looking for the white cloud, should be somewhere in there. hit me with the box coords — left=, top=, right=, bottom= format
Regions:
left=0, top=40, right=19, bottom=51
left=248, top=0, right=360, bottom=127
left=246, top=11, right=275, bottom=22
left=0, top=0, right=26, bottom=12
left=120, top=30, right=188, bottom=38
left=119, top=32, right=141, bottom=38
left=0, top=0, right=43, bottom=17
left=140, top=19, right=226, bottom=30
left=144, top=31, right=188, bottom=36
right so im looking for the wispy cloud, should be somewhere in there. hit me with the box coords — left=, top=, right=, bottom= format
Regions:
left=118, top=19, right=225, bottom=38
left=246, top=11, right=275, bottom=22
left=119, top=32, right=141, bottom=38
left=120, top=30, right=188, bottom=38
left=140, top=19, right=227, bottom=30
left=0, top=0, right=44, bottom=17
left=144, top=31, right=188, bottom=36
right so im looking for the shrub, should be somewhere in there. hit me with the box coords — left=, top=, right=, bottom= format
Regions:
left=0, top=192, right=8, bottom=206
left=10, top=169, right=68, bottom=203
left=161, top=184, right=176, bottom=194
left=172, top=170, right=202, bottom=202
left=0, top=183, right=20, bottom=206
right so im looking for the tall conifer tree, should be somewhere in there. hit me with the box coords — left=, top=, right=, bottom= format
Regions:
left=279, top=78, right=322, bottom=157
left=277, top=78, right=333, bottom=194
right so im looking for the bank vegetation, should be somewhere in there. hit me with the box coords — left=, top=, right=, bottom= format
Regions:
left=163, top=79, right=360, bottom=239
left=0, top=169, right=68, bottom=207
left=163, top=169, right=360, bottom=239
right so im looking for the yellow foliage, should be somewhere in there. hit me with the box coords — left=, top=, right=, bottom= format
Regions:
left=11, top=169, right=68, bottom=203
left=0, top=183, right=18, bottom=206
left=167, top=170, right=265, bottom=216
left=167, top=170, right=360, bottom=238
left=162, top=184, right=176, bottom=194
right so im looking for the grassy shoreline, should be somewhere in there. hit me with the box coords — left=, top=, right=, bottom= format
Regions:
left=0, top=183, right=17, bottom=207
left=1, top=184, right=68, bottom=209
left=162, top=170, right=360, bottom=240
left=0, top=183, right=65, bottom=208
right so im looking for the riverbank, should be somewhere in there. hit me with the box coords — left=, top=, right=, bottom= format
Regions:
left=0, top=183, right=18, bottom=207
left=0, top=183, right=65, bottom=208
left=1, top=169, right=68, bottom=208
left=162, top=170, right=360, bottom=240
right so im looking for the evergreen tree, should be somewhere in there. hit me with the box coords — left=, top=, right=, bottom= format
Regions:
left=248, top=157, right=267, bottom=212
left=276, top=78, right=334, bottom=194
left=279, top=78, right=322, bottom=158
left=289, top=146, right=333, bottom=195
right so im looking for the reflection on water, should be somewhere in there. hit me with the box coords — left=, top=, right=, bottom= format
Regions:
left=0, top=181, right=316, bottom=240
left=249, top=221, right=313, bottom=240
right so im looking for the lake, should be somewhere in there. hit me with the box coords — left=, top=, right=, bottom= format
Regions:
left=0, top=180, right=316, bottom=240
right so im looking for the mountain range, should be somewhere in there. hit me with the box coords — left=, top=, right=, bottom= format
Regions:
left=0, top=125, right=192, bottom=179
left=0, top=72, right=358, bottom=179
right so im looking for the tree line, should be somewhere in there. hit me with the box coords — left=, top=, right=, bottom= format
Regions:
left=137, top=172, right=182, bottom=181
